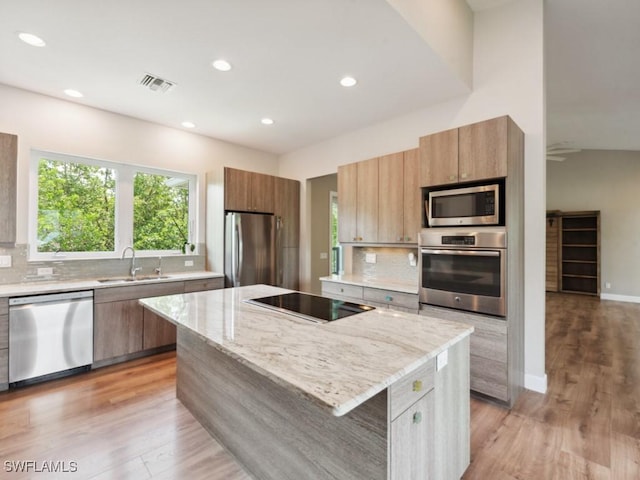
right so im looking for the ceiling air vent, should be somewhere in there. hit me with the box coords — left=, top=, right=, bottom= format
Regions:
left=139, top=73, right=176, bottom=93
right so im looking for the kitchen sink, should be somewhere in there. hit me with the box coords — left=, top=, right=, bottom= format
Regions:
left=97, top=275, right=171, bottom=283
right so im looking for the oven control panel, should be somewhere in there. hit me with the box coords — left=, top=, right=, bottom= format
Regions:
left=441, top=235, right=476, bottom=246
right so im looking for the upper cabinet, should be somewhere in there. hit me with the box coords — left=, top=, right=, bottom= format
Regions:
left=378, top=149, right=421, bottom=243
left=420, top=116, right=516, bottom=187
left=338, top=158, right=379, bottom=243
left=0, top=133, right=17, bottom=246
left=339, top=149, right=420, bottom=245
left=274, top=176, right=301, bottom=248
left=224, top=167, right=275, bottom=213
left=419, top=128, right=459, bottom=186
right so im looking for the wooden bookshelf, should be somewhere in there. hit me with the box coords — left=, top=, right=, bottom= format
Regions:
left=559, top=211, right=600, bottom=296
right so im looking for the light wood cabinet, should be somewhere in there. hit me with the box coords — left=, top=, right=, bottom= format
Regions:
left=321, top=280, right=418, bottom=313
left=402, top=148, right=421, bottom=243
left=274, top=176, right=300, bottom=248
left=337, top=157, right=379, bottom=243
left=420, top=116, right=515, bottom=187
left=94, top=278, right=223, bottom=365
left=420, top=305, right=511, bottom=403
left=94, top=299, right=145, bottom=362
left=0, top=133, right=17, bottom=246
left=390, top=391, right=434, bottom=480
left=340, top=149, right=420, bottom=245
left=143, top=307, right=176, bottom=350
left=224, top=167, right=275, bottom=213
left=419, top=128, right=459, bottom=186
left=356, top=157, right=379, bottom=243
left=378, top=152, right=404, bottom=243
left=337, top=162, right=358, bottom=243
left=0, top=299, right=8, bottom=390
left=458, top=116, right=509, bottom=181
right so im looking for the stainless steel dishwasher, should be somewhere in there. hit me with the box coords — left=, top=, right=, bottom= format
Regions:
left=9, top=290, right=94, bottom=386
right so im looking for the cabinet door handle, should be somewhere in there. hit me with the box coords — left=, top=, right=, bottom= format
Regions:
left=412, top=380, right=422, bottom=392
left=385, top=295, right=393, bottom=302
left=448, top=174, right=456, bottom=181
left=413, top=411, right=423, bottom=424
left=460, top=172, right=468, bottom=179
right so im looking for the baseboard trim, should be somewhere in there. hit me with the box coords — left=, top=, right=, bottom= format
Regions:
left=601, top=293, right=640, bottom=304
left=524, top=373, right=547, bottom=394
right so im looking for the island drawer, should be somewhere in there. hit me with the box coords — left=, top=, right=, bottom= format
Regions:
left=184, top=277, right=224, bottom=293
left=389, top=358, right=435, bottom=420
left=321, top=282, right=363, bottom=300
left=363, top=288, right=419, bottom=311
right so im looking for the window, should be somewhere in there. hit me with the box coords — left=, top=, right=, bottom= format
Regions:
left=30, top=150, right=196, bottom=259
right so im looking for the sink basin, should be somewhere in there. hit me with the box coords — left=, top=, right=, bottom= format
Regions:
left=97, top=275, right=171, bottom=283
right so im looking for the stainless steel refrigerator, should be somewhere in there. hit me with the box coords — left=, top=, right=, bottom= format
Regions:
left=225, top=212, right=282, bottom=287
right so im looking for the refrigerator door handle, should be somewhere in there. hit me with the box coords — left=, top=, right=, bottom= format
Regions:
left=235, top=220, right=243, bottom=286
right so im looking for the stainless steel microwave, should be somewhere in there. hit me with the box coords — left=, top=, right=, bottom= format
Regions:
left=426, top=183, right=500, bottom=227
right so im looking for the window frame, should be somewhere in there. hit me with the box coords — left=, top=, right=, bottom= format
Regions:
left=29, top=149, right=197, bottom=260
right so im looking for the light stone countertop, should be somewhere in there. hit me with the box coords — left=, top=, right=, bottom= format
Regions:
left=140, top=284, right=473, bottom=417
left=0, top=271, right=224, bottom=298
left=320, top=273, right=418, bottom=294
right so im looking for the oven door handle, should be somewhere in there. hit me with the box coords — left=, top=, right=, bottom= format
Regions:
left=420, top=248, right=501, bottom=257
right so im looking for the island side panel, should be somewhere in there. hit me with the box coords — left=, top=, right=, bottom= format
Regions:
left=176, top=326, right=388, bottom=480
left=434, top=336, right=471, bottom=480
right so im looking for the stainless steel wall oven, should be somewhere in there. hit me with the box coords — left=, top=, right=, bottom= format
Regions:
left=419, top=229, right=506, bottom=317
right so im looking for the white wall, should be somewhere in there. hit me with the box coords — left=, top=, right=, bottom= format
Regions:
left=547, top=150, right=640, bottom=302
left=278, top=0, right=546, bottom=392
left=0, top=83, right=279, bottom=248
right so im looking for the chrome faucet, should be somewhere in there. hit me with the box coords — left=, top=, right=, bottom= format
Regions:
left=154, top=256, right=162, bottom=276
left=122, top=246, right=141, bottom=278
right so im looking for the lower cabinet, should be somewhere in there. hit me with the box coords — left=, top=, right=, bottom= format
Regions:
left=94, top=300, right=145, bottom=362
left=94, top=277, right=223, bottom=366
left=321, top=280, right=419, bottom=313
left=389, top=358, right=435, bottom=480
left=390, top=392, right=434, bottom=480
left=143, top=307, right=177, bottom=350
left=0, top=298, right=9, bottom=390
left=421, top=304, right=509, bottom=403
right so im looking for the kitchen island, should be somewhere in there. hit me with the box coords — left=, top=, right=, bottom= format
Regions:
left=140, top=285, right=473, bottom=480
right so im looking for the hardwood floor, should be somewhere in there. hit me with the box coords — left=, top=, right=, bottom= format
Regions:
left=464, top=293, right=640, bottom=479
left=0, top=293, right=638, bottom=479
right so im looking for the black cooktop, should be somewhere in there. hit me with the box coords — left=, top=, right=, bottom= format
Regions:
left=246, top=292, right=375, bottom=323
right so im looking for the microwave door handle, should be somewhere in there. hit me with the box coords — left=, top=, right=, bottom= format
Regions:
left=420, top=248, right=501, bottom=257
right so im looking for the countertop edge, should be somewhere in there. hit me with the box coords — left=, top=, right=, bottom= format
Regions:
left=0, top=271, right=224, bottom=297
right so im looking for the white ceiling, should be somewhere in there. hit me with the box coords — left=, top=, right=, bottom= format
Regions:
left=546, top=0, right=640, bottom=151
left=0, top=0, right=469, bottom=155
left=1, top=1, right=636, bottom=155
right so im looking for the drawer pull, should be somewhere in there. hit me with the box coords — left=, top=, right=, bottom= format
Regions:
left=340, top=288, right=344, bottom=293
left=413, top=411, right=422, bottom=424
left=385, top=295, right=393, bottom=302
left=412, top=380, right=423, bottom=392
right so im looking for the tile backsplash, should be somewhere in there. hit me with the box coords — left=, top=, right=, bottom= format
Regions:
left=352, top=246, right=419, bottom=284
left=0, top=244, right=205, bottom=286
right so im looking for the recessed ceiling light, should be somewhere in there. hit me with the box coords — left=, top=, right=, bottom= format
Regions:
left=64, top=89, right=83, bottom=98
left=212, top=59, right=232, bottom=72
left=340, top=76, right=357, bottom=87
left=18, top=32, right=46, bottom=47
left=261, top=118, right=274, bottom=125
left=181, top=121, right=196, bottom=129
